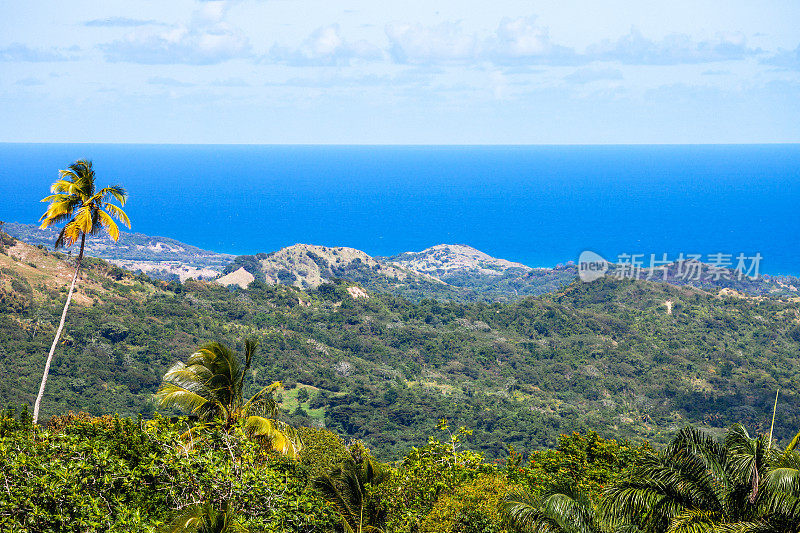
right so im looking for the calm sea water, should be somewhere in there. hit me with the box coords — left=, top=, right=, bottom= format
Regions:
left=2, top=144, right=799, bottom=274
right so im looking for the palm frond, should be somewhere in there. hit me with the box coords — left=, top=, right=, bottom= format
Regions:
left=156, top=382, right=209, bottom=411
left=102, top=202, right=131, bottom=228
left=503, top=486, right=600, bottom=533
left=238, top=339, right=259, bottom=398
left=56, top=220, right=83, bottom=248
left=158, top=338, right=302, bottom=456
left=167, top=503, right=248, bottom=533
left=40, top=193, right=70, bottom=204
left=764, top=467, right=800, bottom=495
left=314, top=473, right=358, bottom=531
left=667, top=508, right=719, bottom=533
left=97, top=210, right=120, bottom=241
left=39, top=159, right=129, bottom=254
left=40, top=212, right=75, bottom=230
left=40, top=198, right=81, bottom=226
left=97, top=185, right=128, bottom=206
left=63, top=160, right=95, bottom=196
left=155, top=383, right=210, bottom=414
left=72, top=205, right=94, bottom=235
left=313, top=459, right=387, bottom=533
left=244, top=416, right=301, bottom=458
left=501, top=487, right=552, bottom=531
left=242, top=381, right=281, bottom=418
left=50, top=178, right=81, bottom=195
left=785, top=430, right=800, bottom=453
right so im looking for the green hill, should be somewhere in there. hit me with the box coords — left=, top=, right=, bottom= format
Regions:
left=3, top=232, right=800, bottom=460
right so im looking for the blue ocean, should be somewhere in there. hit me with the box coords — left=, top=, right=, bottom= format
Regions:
left=3, top=144, right=799, bottom=274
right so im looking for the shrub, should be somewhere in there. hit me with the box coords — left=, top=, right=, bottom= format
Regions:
left=298, top=427, right=352, bottom=479
left=377, top=426, right=488, bottom=532
left=10, top=276, right=32, bottom=294
left=420, top=474, right=514, bottom=533
left=0, top=415, right=336, bottom=532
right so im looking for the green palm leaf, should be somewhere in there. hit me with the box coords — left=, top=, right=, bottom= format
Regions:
left=157, top=339, right=301, bottom=457
left=503, top=484, right=601, bottom=533
left=167, top=503, right=247, bottom=533
left=313, top=458, right=387, bottom=533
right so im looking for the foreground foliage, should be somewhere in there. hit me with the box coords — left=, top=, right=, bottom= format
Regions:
left=604, top=424, right=800, bottom=533
left=0, top=409, right=333, bottom=532
left=5, top=406, right=800, bottom=533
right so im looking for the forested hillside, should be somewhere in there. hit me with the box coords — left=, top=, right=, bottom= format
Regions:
left=3, top=233, right=800, bottom=460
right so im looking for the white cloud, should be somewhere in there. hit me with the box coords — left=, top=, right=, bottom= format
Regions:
left=383, top=17, right=580, bottom=66
left=381, top=19, right=765, bottom=68
left=15, top=77, right=45, bottom=86
left=192, top=1, right=229, bottom=26
left=269, top=24, right=382, bottom=66
left=147, top=76, right=196, bottom=87
left=485, top=17, right=580, bottom=65
left=386, top=22, right=479, bottom=64
left=212, top=77, right=249, bottom=87
left=84, top=17, right=163, bottom=28
left=0, top=44, right=77, bottom=62
left=100, top=4, right=250, bottom=65
left=586, top=28, right=761, bottom=65
left=761, top=44, right=800, bottom=70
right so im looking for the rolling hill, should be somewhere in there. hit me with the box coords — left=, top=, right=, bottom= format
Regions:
left=4, top=228, right=800, bottom=460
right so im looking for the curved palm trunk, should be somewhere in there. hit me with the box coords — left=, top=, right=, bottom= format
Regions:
left=32, top=235, right=85, bottom=425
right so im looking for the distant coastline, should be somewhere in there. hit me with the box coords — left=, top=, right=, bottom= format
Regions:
left=2, top=143, right=799, bottom=274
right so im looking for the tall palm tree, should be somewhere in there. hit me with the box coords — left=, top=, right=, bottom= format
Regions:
left=602, top=425, right=775, bottom=533
left=313, top=457, right=389, bottom=533
left=33, top=159, right=130, bottom=424
left=501, top=484, right=605, bottom=533
left=156, top=339, right=302, bottom=458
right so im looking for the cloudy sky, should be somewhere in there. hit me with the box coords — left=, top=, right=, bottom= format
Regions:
left=1, top=1, right=799, bottom=143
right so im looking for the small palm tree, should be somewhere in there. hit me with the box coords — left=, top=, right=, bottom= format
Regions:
left=602, top=424, right=774, bottom=533
left=167, top=503, right=247, bottom=533
left=33, top=159, right=130, bottom=424
left=501, top=483, right=605, bottom=533
left=759, top=429, right=800, bottom=532
left=156, top=339, right=301, bottom=458
left=314, top=457, right=389, bottom=533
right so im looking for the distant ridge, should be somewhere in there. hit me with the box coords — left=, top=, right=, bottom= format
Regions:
left=216, top=242, right=574, bottom=301
left=3, top=222, right=233, bottom=281
left=216, top=243, right=457, bottom=299
left=387, top=243, right=532, bottom=277
left=7, top=221, right=799, bottom=301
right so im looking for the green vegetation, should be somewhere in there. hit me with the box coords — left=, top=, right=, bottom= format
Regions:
left=0, top=409, right=334, bottom=532
left=8, top=407, right=800, bottom=532
left=313, top=455, right=389, bottom=532
left=5, top=234, right=800, bottom=458
left=9, top=160, right=800, bottom=531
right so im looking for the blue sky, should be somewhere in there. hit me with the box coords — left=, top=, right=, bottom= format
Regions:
left=1, top=1, right=799, bottom=144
